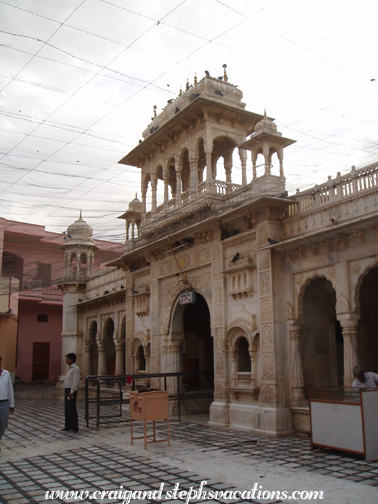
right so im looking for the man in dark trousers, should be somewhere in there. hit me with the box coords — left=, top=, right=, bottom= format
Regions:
left=0, top=356, right=14, bottom=452
left=60, top=353, right=80, bottom=433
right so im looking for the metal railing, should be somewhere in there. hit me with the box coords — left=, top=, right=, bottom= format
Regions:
left=85, top=371, right=213, bottom=430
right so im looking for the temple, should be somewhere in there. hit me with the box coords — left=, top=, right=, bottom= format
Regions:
left=57, top=69, right=378, bottom=435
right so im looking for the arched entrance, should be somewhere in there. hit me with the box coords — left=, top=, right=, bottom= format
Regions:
left=90, top=321, right=98, bottom=375
left=168, top=291, right=214, bottom=414
left=182, top=294, right=214, bottom=390
left=301, top=277, right=343, bottom=396
left=358, top=266, right=378, bottom=372
left=104, top=318, right=115, bottom=375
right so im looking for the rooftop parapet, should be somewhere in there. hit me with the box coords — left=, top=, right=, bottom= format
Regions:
left=142, top=68, right=244, bottom=140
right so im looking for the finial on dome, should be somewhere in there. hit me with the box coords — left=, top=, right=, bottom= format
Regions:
left=194, top=73, right=197, bottom=86
left=223, top=64, right=228, bottom=82
left=264, top=109, right=266, bottom=117
left=135, top=192, right=138, bottom=199
left=79, top=209, right=82, bottom=219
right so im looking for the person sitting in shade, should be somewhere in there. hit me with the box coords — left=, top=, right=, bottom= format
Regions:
left=352, top=366, right=378, bottom=391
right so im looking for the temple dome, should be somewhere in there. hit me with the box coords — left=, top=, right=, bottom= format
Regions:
left=65, top=211, right=95, bottom=246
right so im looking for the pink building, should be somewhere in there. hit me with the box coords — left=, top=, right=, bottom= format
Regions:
left=0, top=216, right=124, bottom=383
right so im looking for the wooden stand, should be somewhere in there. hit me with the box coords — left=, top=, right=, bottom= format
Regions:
left=129, top=391, right=170, bottom=450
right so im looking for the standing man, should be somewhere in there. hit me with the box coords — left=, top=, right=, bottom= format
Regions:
left=61, top=353, right=80, bottom=433
left=0, top=356, right=15, bottom=452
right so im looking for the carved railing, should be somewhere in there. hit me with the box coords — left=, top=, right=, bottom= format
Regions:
left=144, top=179, right=242, bottom=223
left=285, top=163, right=378, bottom=218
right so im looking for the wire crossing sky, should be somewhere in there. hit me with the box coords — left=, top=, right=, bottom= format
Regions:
left=1, top=0, right=377, bottom=242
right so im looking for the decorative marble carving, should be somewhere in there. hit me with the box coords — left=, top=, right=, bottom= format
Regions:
left=262, top=353, right=275, bottom=380
left=215, top=353, right=225, bottom=379
left=213, top=305, right=224, bottom=327
left=261, top=324, right=273, bottom=351
left=214, top=282, right=223, bottom=303
left=258, top=251, right=270, bottom=271
left=258, top=226, right=268, bottom=246
left=351, top=261, right=361, bottom=275
left=213, top=261, right=222, bottom=281
left=213, top=243, right=222, bottom=261
left=259, top=271, right=271, bottom=295
left=214, top=381, right=227, bottom=399
left=222, top=231, right=256, bottom=250
left=260, top=297, right=272, bottom=322
left=260, top=384, right=277, bottom=404
left=193, top=247, right=211, bottom=265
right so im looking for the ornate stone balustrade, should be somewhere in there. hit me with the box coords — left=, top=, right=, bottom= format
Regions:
left=286, top=163, right=378, bottom=218
left=144, top=179, right=242, bottom=223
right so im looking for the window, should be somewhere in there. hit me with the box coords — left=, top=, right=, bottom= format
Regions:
left=37, top=314, right=48, bottom=323
left=36, top=262, right=51, bottom=287
left=238, top=337, right=251, bottom=372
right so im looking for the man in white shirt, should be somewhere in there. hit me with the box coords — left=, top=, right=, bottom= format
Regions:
left=60, top=353, right=80, bottom=433
left=352, top=366, right=378, bottom=391
left=0, top=356, right=15, bottom=452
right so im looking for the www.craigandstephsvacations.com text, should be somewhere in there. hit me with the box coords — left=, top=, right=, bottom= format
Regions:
left=45, top=481, right=325, bottom=502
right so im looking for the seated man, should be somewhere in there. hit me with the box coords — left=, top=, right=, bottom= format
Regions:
left=352, top=366, right=378, bottom=391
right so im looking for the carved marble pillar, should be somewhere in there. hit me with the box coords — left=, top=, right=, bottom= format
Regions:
left=205, top=151, right=214, bottom=192
left=252, top=151, right=258, bottom=180
left=83, top=342, right=92, bottom=377
left=97, top=342, right=106, bottom=376
left=239, top=148, right=247, bottom=185
left=130, top=219, right=136, bottom=243
left=115, top=340, right=125, bottom=375
left=176, top=169, right=182, bottom=207
left=288, top=319, right=305, bottom=406
left=141, top=186, right=147, bottom=224
left=189, top=157, right=198, bottom=196
left=224, top=152, right=232, bottom=184
left=277, top=147, right=284, bottom=177
left=151, top=180, right=157, bottom=214
left=263, top=146, right=270, bottom=175
left=231, top=353, right=237, bottom=386
left=338, top=315, right=360, bottom=387
left=249, top=347, right=257, bottom=387
left=163, top=175, right=169, bottom=211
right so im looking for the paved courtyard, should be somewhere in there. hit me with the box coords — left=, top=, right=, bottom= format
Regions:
left=0, top=394, right=377, bottom=504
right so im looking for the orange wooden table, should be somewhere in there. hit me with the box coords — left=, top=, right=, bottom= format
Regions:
left=129, top=391, right=170, bottom=450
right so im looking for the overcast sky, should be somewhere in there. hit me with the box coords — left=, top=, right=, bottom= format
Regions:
left=1, top=0, right=378, bottom=242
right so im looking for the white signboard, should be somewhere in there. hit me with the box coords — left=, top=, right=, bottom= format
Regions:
left=179, top=291, right=196, bottom=305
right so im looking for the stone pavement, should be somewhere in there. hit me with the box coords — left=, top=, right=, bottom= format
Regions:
left=0, top=397, right=378, bottom=504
